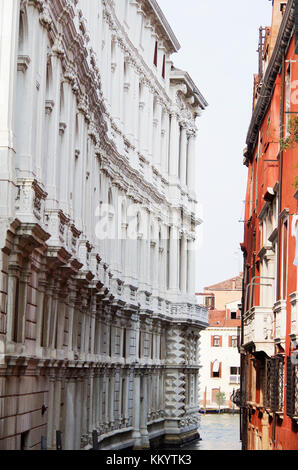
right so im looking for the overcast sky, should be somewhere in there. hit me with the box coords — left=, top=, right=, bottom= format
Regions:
left=158, top=0, right=273, bottom=293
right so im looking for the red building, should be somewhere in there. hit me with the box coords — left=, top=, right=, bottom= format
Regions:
left=239, top=0, right=298, bottom=450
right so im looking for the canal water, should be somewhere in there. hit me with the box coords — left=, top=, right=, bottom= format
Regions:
left=185, top=413, right=242, bottom=451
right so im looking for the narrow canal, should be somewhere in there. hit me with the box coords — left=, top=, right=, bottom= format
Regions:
left=185, top=413, right=242, bottom=450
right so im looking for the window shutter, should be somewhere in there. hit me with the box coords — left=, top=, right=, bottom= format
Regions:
left=220, top=336, right=222, bottom=347
left=210, top=361, right=213, bottom=377
left=219, top=362, right=222, bottom=378
left=211, top=335, right=214, bottom=347
left=229, top=336, right=232, bottom=347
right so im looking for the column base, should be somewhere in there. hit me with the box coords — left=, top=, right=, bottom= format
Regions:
left=163, top=429, right=200, bottom=448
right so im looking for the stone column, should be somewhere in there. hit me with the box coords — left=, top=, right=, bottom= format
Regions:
left=187, top=239, right=196, bottom=298
left=140, top=372, right=150, bottom=448
left=186, top=133, right=197, bottom=193
left=160, top=109, right=169, bottom=174
left=153, top=99, right=162, bottom=169
left=123, top=369, right=130, bottom=427
left=98, top=370, right=104, bottom=433
left=111, top=38, right=121, bottom=126
left=179, top=125, right=187, bottom=186
left=59, top=78, right=73, bottom=217
left=50, top=284, right=59, bottom=349
left=180, top=234, right=187, bottom=294
left=81, top=372, right=89, bottom=444
left=74, top=372, right=83, bottom=449
left=169, top=112, right=179, bottom=178
left=46, top=370, right=56, bottom=450
left=132, top=369, right=142, bottom=449
left=104, top=370, right=110, bottom=431
left=35, top=268, right=47, bottom=353
left=88, top=370, right=95, bottom=437
left=64, top=373, right=76, bottom=450
left=45, top=53, right=62, bottom=203
left=56, top=297, right=66, bottom=351
left=139, top=83, right=149, bottom=157
left=67, top=288, right=76, bottom=355
left=123, top=58, right=133, bottom=139
left=53, top=371, right=63, bottom=444
left=109, top=368, right=115, bottom=429
left=169, top=225, right=179, bottom=295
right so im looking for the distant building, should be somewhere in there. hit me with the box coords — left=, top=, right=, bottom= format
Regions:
left=240, top=0, right=298, bottom=451
left=203, top=274, right=243, bottom=311
left=199, top=275, right=242, bottom=411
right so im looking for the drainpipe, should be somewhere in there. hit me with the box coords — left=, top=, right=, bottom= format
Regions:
left=277, top=51, right=286, bottom=301
left=243, top=276, right=275, bottom=313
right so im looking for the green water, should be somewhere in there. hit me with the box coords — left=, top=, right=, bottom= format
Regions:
left=185, top=413, right=242, bottom=451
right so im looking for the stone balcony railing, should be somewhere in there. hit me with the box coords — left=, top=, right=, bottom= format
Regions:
left=171, top=303, right=208, bottom=329
left=243, top=306, right=274, bottom=356
left=273, top=299, right=287, bottom=349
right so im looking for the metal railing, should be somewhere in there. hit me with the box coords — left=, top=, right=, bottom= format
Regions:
left=264, top=357, right=284, bottom=412
left=230, top=375, right=241, bottom=384
left=287, top=357, right=298, bottom=419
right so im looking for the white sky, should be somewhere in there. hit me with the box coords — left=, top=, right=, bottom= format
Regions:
left=158, top=0, right=273, bottom=292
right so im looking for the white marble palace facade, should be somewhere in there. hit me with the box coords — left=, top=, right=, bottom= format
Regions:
left=0, top=0, right=208, bottom=450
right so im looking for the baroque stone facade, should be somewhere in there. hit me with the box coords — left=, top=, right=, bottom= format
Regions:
left=0, top=0, right=208, bottom=450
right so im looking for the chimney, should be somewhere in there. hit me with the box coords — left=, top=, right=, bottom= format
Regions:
left=268, top=1, right=288, bottom=59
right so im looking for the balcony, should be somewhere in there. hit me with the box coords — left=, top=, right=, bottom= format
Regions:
left=243, top=306, right=274, bottom=356
left=273, top=300, right=287, bottom=349
left=290, top=292, right=298, bottom=344
left=229, top=375, right=240, bottom=384
left=264, top=357, right=284, bottom=414
left=286, top=358, right=298, bottom=421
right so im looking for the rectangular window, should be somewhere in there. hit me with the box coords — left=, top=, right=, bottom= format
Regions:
left=20, top=431, right=30, bottom=450
left=162, top=54, right=166, bottom=79
left=211, top=361, right=221, bottom=378
left=121, top=377, right=126, bottom=418
left=12, top=277, right=20, bottom=343
left=139, top=330, right=142, bottom=359
left=151, top=332, right=154, bottom=359
left=230, top=367, right=241, bottom=384
left=205, top=296, right=215, bottom=309
left=212, top=335, right=221, bottom=347
left=122, top=328, right=126, bottom=358
left=153, top=41, right=158, bottom=67
left=282, top=220, right=288, bottom=299
left=109, top=324, right=112, bottom=357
